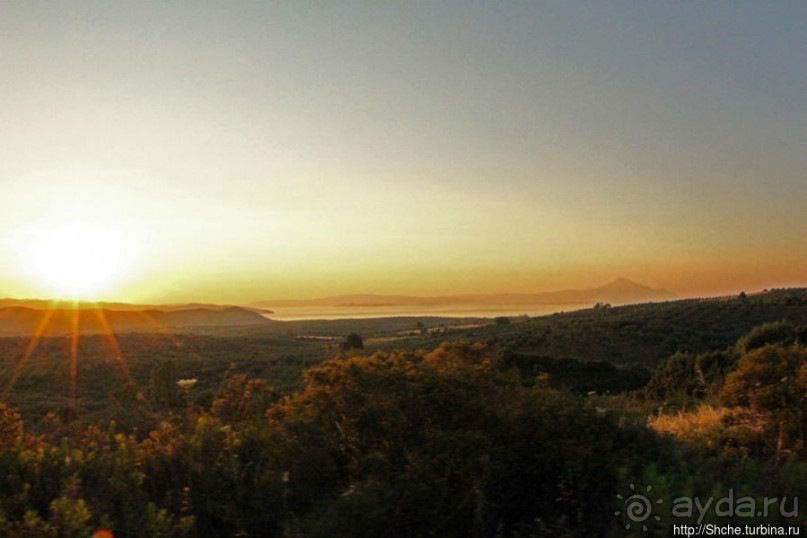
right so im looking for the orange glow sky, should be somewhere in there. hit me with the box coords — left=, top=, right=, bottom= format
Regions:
left=0, top=2, right=805, bottom=303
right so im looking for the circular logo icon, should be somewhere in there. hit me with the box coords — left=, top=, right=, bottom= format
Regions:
left=615, top=483, right=663, bottom=531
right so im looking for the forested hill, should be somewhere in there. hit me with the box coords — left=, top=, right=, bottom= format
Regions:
left=0, top=306, right=271, bottom=336
left=429, top=288, right=807, bottom=368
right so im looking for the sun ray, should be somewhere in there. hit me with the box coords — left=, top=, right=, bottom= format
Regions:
left=3, top=301, right=211, bottom=406
left=88, top=304, right=132, bottom=379
left=132, top=310, right=182, bottom=341
left=69, top=303, right=80, bottom=414
left=3, top=302, right=59, bottom=398
left=130, top=310, right=206, bottom=361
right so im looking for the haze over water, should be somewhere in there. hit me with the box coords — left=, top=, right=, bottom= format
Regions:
left=262, top=304, right=579, bottom=321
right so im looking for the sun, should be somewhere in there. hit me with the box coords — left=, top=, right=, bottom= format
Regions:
left=22, top=222, right=131, bottom=300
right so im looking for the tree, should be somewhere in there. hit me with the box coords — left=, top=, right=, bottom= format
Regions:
left=210, top=375, right=277, bottom=423
left=341, top=333, right=364, bottom=351
left=721, top=344, right=807, bottom=461
left=644, top=351, right=702, bottom=405
left=736, top=321, right=797, bottom=354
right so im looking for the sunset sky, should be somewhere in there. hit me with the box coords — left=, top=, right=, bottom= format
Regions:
left=1, top=1, right=805, bottom=303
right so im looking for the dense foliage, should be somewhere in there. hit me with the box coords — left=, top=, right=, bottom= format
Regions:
left=0, top=290, right=805, bottom=536
left=0, top=344, right=667, bottom=536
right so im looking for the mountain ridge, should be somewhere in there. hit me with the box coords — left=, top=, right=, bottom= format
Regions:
left=254, top=278, right=676, bottom=308
left=0, top=298, right=273, bottom=314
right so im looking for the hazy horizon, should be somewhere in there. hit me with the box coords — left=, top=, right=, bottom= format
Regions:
left=1, top=2, right=804, bottom=304
left=0, top=275, right=778, bottom=308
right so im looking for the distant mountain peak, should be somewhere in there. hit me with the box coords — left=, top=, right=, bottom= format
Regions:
left=601, top=277, right=652, bottom=289
left=593, top=278, right=675, bottom=302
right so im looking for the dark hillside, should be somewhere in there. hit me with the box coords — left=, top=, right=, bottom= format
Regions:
left=401, top=289, right=807, bottom=368
left=0, top=306, right=272, bottom=336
